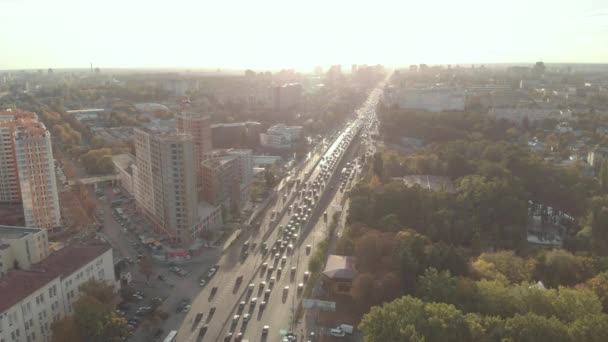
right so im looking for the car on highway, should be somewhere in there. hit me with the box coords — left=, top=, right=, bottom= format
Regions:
left=262, top=325, right=270, bottom=336
left=198, top=324, right=208, bottom=337
left=224, top=332, right=233, bottom=341
left=304, top=271, right=310, bottom=281
left=264, top=289, right=271, bottom=300
left=238, top=301, right=246, bottom=313
left=260, top=301, right=267, bottom=310
left=199, top=279, right=206, bottom=287
left=298, top=283, right=304, bottom=293
left=248, top=283, right=255, bottom=294
left=291, top=267, right=297, bottom=276
left=283, top=286, right=289, bottom=296
left=207, top=266, right=218, bottom=278
left=243, top=313, right=251, bottom=323
left=306, top=245, right=312, bottom=255
left=232, top=315, right=240, bottom=325
left=208, top=306, right=216, bottom=317
left=175, top=299, right=190, bottom=313
left=250, top=297, right=257, bottom=308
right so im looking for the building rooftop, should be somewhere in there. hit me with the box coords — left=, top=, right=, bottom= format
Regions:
left=112, top=153, right=136, bottom=173
left=323, top=255, right=356, bottom=280
left=65, top=108, right=105, bottom=114
left=0, top=225, right=44, bottom=240
left=198, top=201, right=220, bottom=220
left=211, top=121, right=260, bottom=128
left=397, top=175, right=454, bottom=193
left=176, top=112, right=210, bottom=121
left=0, top=109, right=38, bottom=122
left=0, top=243, right=111, bottom=313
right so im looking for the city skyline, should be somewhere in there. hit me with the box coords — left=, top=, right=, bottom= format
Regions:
left=1, top=0, right=607, bottom=70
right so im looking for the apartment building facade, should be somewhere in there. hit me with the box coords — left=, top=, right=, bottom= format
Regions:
left=260, top=124, right=303, bottom=149
left=0, top=242, right=116, bottom=342
left=133, top=128, right=198, bottom=244
left=0, top=110, right=60, bottom=229
left=176, top=112, right=211, bottom=191
left=0, top=226, right=49, bottom=277
left=201, top=149, right=253, bottom=210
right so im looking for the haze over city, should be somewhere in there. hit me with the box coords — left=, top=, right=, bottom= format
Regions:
left=4, top=0, right=608, bottom=342
left=2, top=0, right=608, bottom=70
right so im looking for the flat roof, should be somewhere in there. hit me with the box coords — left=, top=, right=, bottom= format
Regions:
left=66, top=109, right=105, bottom=114
left=211, top=121, right=261, bottom=128
left=112, top=153, right=136, bottom=170
left=0, top=243, right=111, bottom=313
left=0, top=225, right=44, bottom=240
left=398, top=175, right=454, bottom=193
left=323, top=255, right=356, bottom=280
left=198, top=201, right=220, bottom=220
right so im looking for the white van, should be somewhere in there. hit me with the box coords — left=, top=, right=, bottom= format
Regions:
left=329, top=328, right=345, bottom=337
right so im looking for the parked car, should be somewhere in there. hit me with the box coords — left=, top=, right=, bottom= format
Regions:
left=329, top=328, right=346, bottom=337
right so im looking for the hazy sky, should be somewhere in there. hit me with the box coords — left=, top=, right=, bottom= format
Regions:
left=1, top=0, right=607, bottom=70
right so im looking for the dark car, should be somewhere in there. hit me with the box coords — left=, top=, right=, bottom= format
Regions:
left=194, top=312, right=204, bottom=325
left=153, top=329, right=164, bottom=338
left=198, top=324, right=208, bottom=337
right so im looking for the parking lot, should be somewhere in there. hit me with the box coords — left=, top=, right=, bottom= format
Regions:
left=93, top=184, right=223, bottom=341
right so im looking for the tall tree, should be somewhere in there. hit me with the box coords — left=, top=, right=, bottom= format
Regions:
left=504, top=313, right=571, bottom=342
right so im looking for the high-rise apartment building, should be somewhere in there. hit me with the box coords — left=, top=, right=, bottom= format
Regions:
left=176, top=112, right=211, bottom=168
left=133, top=128, right=198, bottom=243
left=268, top=83, right=302, bottom=111
left=0, top=110, right=60, bottom=229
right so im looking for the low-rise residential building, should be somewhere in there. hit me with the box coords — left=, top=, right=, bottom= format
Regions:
left=252, top=155, right=282, bottom=169
left=322, top=255, right=357, bottom=296
left=490, top=107, right=572, bottom=124
left=0, top=226, right=49, bottom=276
left=201, top=149, right=253, bottom=210
left=260, top=124, right=303, bottom=149
left=396, top=175, right=455, bottom=193
left=0, top=243, right=116, bottom=342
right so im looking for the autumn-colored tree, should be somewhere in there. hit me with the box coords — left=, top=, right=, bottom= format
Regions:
left=584, top=272, right=608, bottom=312
left=51, top=281, right=128, bottom=342
left=351, top=272, right=375, bottom=305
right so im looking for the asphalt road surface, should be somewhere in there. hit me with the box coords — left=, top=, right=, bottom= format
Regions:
left=176, top=88, right=382, bottom=342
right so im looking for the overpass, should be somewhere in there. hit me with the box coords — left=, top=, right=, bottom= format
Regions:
left=67, top=174, right=119, bottom=186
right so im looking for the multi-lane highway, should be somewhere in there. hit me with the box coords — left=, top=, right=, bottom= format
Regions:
left=176, top=87, right=382, bottom=342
